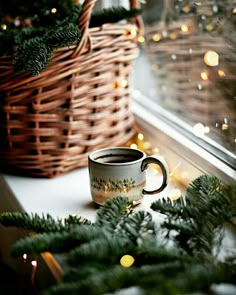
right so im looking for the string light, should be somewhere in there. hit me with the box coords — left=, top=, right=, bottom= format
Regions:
left=181, top=24, right=189, bottom=33
left=138, top=133, right=144, bottom=141
left=1, top=24, right=7, bottom=30
left=22, top=253, right=27, bottom=262
left=152, top=33, right=162, bottom=42
left=222, top=124, right=229, bottom=131
left=193, top=123, right=210, bottom=137
left=138, top=36, right=145, bottom=43
left=197, top=83, right=203, bottom=90
left=200, top=71, right=208, bottom=80
left=204, top=51, right=219, bottom=66
left=130, top=143, right=138, bottom=149
left=120, top=255, right=135, bottom=268
left=31, top=260, right=38, bottom=284
left=169, top=32, right=177, bottom=40
left=125, top=27, right=137, bottom=37
left=218, top=70, right=225, bottom=77
left=51, top=8, right=57, bottom=13
left=168, top=188, right=182, bottom=201
left=182, top=6, right=191, bottom=13
left=114, top=78, right=128, bottom=88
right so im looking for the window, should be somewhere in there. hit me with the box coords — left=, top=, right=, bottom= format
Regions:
left=132, top=0, right=236, bottom=172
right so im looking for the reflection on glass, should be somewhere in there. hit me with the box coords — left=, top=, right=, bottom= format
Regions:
left=139, top=0, right=236, bottom=162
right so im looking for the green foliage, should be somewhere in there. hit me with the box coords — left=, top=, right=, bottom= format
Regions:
left=0, top=211, right=90, bottom=233
left=1, top=175, right=236, bottom=294
left=0, top=1, right=141, bottom=75
left=90, top=6, right=142, bottom=28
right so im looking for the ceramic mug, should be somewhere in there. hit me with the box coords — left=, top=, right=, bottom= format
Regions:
left=88, top=147, right=169, bottom=205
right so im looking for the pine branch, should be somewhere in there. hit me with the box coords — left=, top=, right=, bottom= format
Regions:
left=43, top=265, right=137, bottom=295
left=44, top=22, right=81, bottom=48
left=13, top=22, right=81, bottom=76
left=13, top=37, right=52, bottom=75
left=0, top=212, right=64, bottom=233
left=95, top=196, right=135, bottom=232
left=0, top=211, right=90, bottom=233
left=10, top=225, right=104, bottom=256
left=151, top=175, right=236, bottom=255
left=119, top=211, right=156, bottom=245
left=89, top=7, right=142, bottom=28
left=67, top=235, right=131, bottom=265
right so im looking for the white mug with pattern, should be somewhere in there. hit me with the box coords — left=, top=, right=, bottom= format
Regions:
left=88, top=147, right=169, bottom=205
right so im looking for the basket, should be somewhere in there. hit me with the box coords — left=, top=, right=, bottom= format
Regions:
left=0, top=0, right=142, bottom=178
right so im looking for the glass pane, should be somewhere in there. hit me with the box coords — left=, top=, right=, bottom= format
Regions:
left=133, top=0, right=236, bottom=168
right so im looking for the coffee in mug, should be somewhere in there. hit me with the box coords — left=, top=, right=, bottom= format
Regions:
left=88, top=147, right=169, bottom=205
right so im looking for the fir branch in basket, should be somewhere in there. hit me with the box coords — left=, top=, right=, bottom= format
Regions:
left=13, top=22, right=81, bottom=76
left=89, top=6, right=142, bottom=28
left=1, top=175, right=236, bottom=295
left=0, top=4, right=141, bottom=75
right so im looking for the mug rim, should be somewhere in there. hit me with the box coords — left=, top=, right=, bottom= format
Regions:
left=88, top=147, right=146, bottom=166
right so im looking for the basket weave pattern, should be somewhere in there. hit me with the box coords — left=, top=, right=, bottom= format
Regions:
left=0, top=0, right=140, bottom=177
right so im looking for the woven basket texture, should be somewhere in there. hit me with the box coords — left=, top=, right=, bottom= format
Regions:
left=0, top=0, right=142, bottom=177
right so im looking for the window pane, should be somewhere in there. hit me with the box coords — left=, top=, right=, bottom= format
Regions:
left=133, top=0, right=236, bottom=168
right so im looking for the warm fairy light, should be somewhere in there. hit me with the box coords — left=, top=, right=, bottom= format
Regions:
left=222, top=124, right=229, bottom=131
left=114, top=79, right=128, bottom=88
left=152, top=33, right=162, bottom=42
left=189, top=48, right=193, bottom=54
left=120, top=255, right=135, bottom=268
left=130, top=143, right=138, bottom=149
left=138, top=133, right=144, bottom=141
left=153, top=168, right=159, bottom=175
left=51, top=8, right=57, bottom=13
left=204, top=51, right=219, bottom=66
left=23, top=253, right=27, bottom=260
left=232, top=8, right=236, bottom=14
left=169, top=32, right=177, bottom=40
left=193, top=123, right=206, bottom=137
left=197, top=83, right=203, bottom=90
left=143, top=142, right=151, bottom=149
left=204, top=126, right=210, bottom=134
left=200, top=71, right=208, bottom=80
left=120, top=79, right=128, bottom=88
left=125, top=28, right=137, bottom=37
left=206, top=24, right=214, bottom=31
left=171, top=54, right=177, bottom=60
left=153, top=147, right=159, bottom=154
left=162, top=31, right=168, bottom=38
left=31, top=260, right=38, bottom=268
left=181, top=24, right=189, bottom=33
left=218, top=70, right=225, bottom=77
left=182, top=6, right=191, bottom=13
left=1, top=24, right=7, bottom=30
left=138, top=36, right=145, bottom=43
left=168, top=188, right=182, bottom=201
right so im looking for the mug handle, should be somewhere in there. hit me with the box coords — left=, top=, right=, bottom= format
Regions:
left=141, top=156, right=169, bottom=194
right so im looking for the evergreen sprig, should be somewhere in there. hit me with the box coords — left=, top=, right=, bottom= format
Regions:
left=89, top=6, right=142, bottom=28
left=0, top=175, right=236, bottom=295
left=0, top=1, right=141, bottom=75
left=0, top=211, right=90, bottom=234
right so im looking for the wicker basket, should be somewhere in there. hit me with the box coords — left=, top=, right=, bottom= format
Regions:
left=0, top=0, right=142, bottom=177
